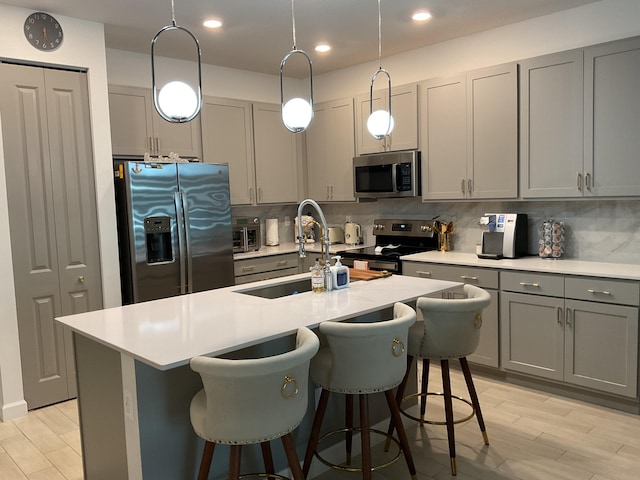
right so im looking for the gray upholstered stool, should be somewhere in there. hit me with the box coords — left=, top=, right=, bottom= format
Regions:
left=303, top=302, right=418, bottom=480
left=386, top=284, right=492, bottom=476
left=189, top=327, right=319, bottom=480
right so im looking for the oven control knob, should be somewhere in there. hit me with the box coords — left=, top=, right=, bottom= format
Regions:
left=374, top=224, right=384, bottom=231
left=420, top=225, right=432, bottom=233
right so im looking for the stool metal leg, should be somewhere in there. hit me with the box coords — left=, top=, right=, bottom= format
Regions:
left=303, top=388, right=330, bottom=477
left=197, top=441, right=215, bottom=480
left=460, top=357, right=489, bottom=445
left=384, top=390, right=418, bottom=480
left=281, top=433, right=304, bottom=480
left=440, top=359, right=457, bottom=476
left=229, top=445, right=242, bottom=480
left=261, top=441, right=275, bottom=475
left=384, top=356, right=413, bottom=451
left=346, top=393, right=354, bottom=464
left=359, top=394, right=372, bottom=480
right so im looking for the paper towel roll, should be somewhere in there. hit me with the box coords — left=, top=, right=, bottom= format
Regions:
left=265, top=218, right=279, bottom=246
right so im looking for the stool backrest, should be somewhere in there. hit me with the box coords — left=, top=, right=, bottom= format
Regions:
left=318, top=302, right=416, bottom=393
left=190, top=327, right=319, bottom=444
left=416, top=285, right=492, bottom=359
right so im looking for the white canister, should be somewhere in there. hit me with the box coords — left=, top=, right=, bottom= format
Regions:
left=265, top=218, right=279, bottom=246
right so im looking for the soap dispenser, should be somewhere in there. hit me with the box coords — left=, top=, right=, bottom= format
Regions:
left=330, top=255, right=350, bottom=290
left=310, top=258, right=326, bottom=292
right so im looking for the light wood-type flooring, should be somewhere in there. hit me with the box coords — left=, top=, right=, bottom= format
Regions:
left=2, top=365, right=640, bottom=479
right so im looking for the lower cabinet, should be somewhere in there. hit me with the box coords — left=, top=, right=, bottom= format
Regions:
left=234, top=253, right=300, bottom=285
left=501, top=271, right=639, bottom=398
left=403, top=262, right=500, bottom=368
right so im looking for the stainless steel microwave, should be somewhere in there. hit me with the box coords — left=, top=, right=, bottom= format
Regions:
left=353, top=150, right=421, bottom=198
left=232, top=217, right=261, bottom=253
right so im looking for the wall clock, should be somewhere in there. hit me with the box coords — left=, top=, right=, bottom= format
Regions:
left=24, top=12, right=64, bottom=51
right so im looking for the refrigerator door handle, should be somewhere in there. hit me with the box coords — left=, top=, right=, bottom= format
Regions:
left=181, top=192, right=194, bottom=293
left=174, top=192, right=187, bottom=295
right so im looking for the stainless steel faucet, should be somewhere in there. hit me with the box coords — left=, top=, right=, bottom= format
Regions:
left=297, top=199, right=331, bottom=289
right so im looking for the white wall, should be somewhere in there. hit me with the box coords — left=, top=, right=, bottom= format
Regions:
left=0, top=4, right=120, bottom=420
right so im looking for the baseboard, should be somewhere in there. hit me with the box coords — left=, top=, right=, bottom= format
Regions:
left=1, top=399, right=28, bottom=422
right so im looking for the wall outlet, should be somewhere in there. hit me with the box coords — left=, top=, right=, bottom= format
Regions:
left=124, top=390, right=135, bottom=421
left=284, top=216, right=291, bottom=226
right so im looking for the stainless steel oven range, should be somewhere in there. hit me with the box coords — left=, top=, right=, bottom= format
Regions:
left=339, top=218, right=438, bottom=274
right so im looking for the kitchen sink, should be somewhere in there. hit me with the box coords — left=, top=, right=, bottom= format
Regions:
left=236, top=278, right=313, bottom=299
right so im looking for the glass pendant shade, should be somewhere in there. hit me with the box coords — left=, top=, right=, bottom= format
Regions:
left=158, top=81, right=199, bottom=120
left=367, top=109, right=395, bottom=139
left=282, top=97, right=313, bottom=131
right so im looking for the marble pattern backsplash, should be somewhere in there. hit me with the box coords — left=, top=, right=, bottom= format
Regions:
left=232, top=198, right=640, bottom=265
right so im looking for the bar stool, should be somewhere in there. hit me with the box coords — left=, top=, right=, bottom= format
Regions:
left=303, top=302, right=418, bottom=480
left=189, top=327, right=319, bottom=480
left=386, top=284, right=492, bottom=476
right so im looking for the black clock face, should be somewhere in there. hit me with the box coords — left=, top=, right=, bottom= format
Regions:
left=24, top=12, right=63, bottom=51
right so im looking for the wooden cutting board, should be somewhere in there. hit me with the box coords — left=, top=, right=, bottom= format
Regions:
left=349, top=268, right=392, bottom=281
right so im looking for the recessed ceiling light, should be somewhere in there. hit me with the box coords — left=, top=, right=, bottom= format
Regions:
left=412, top=11, right=432, bottom=22
left=202, top=18, right=223, bottom=29
left=315, top=44, right=331, bottom=53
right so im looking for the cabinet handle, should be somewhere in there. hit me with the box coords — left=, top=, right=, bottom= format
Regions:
left=249, top=187, right=254, bottom=203
left=587, top=289, right=611, bottom=295
left=566, top=307, right=572, bottom=327
left=461, top=179, right=465, bottom=194
left=467, top=179, right=472, bottom=194
left=557, top=306, right=563, bottom=325
left=519, top=282, right=540, bottom=287
left=415, top=270, right=432, bottom=277
left=155, top=137, right=159, bottom=154
left=460, top=275, right=478, bottom=281
left=585, top=172, right=591, bottom=190
left=258, top=187, right=263, bottom=202
left=577, top=172, right=582, bottom=191
left=276, top=260, right=288, bottom=267
left=149, top=137, right=154, bottom=153
left=330, top=185, right=334, bottom=199
left=242, top=266, right=255, bottom=272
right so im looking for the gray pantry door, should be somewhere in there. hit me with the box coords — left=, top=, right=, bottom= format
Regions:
left=0, top=63, right=103, bottom=409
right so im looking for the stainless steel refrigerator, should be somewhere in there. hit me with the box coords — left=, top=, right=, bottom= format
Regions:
left=114, top=160, right=235, bottom=304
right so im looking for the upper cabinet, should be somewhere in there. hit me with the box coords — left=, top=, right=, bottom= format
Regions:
left=108, top=85, right=202, bottom=158
left=306, top=98, right=356, bottom=202
left=201, top=97, right=255, bottom=205
left=355, top=83, right=418, bottom=155
left=521, top=37, right=640, bottom=198
left=420, top=63, right=518, bottom=201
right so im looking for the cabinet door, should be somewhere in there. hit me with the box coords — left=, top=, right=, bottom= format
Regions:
left=355, top=89, right=386, bottom=154
left=252, top=103, right=299, bottom=204
left=202, top=97, right=255, bottom=205
left=584, top=37, right=640, bottom=197
left=564, top=299, right=638, bottom=397
left=307, top=98, right=356, bottom=202
left=467, top=63, right=518, bottom=199
left=500, top=292, right=564, bottom=380
left=420, top=75, right=467, bottom=200
left=153, top=110, right=202, bottom=159
left=108, top=85, right=154, bottom=156
left=520, top=50, right=584, bottom=198
left=387, top=84, right=418, bottom=152
left=468, top=289, right=500, bottom=368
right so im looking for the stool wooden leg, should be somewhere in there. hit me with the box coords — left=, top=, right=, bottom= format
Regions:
left=303, top=389, right=330, bottom=478
left=420, top=358, right=430, bottom=424
left=346, top=393, right=354, bottom=464
left=384, top=390, right=417, bottom=480
left=441, top=359, right=457, bottom=476
left=384, top=356, right=414, bottom=451
left=229, top=445, right=242, bottom=480
left=261, top=441, right=275, bottom=475
left=359, top=394, right=372, bottom=480
left=281, top=433, right=304, bottom=480
left=197, top=441, right=215, bottom=480
left=460, top=357, right=489, bottom=445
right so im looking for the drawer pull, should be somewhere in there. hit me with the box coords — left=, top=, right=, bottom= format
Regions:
left=415, top=270, right=432, bottom=277
left=242, top=266, right=255, bottom=272
left=519, top=282, right=540, bottom=287
left=460, top=275, right=478, bottom=281
left=557, top=307, right=563, bottom=325
left=587, top=289, right=611, bottom=295
left=276, top=260, right=288, bottom=267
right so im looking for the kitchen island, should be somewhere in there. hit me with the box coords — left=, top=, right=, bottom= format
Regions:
left=56, top=272, right=459, bottom=480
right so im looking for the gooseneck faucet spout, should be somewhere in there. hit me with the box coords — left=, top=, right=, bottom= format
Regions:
left=297, top=199, right=331, bottom=287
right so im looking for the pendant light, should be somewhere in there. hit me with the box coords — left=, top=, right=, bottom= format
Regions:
left=151, top=0, right=202, bottom=123
left=280, top=0, right=314, bottom=133
left=367, top=0, right=394, bottom=139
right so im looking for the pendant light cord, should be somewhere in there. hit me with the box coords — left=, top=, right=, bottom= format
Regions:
left=291, top=0, right=297, bottom=50
left=170, top=0, right=177, bottom=26
left=377, top=0, right=382, bottom=68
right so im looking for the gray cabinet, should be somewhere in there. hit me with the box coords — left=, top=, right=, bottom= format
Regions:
left=108, top=85, right=202, bottom=158
left=201, top=97, right=255, bottom=205
left=501, top=271, right=639, bottom=398
left=306, top=98, right=356, bottom=202
left=355, top=83, right=418, bottom=154
left=403, top=262, right=500, bottom=368
left=0, top=64, right=103, bottom=408
left=420, top=63, right=518, bottom=200
left=234, top=253, right=300, bottom=284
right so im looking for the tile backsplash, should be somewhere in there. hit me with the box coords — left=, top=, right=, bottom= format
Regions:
left=233, top=198, right=640, bottom=265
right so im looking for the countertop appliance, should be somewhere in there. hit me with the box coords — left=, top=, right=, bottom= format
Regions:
left=353, top=150, right=421, bottom=198
left=328, top=227, right=345, bottom=245
left=295, top=214, right=316, bottom=243
left=344, top=222, right=361, bottom=245
left=479, top=213, right=528, bottom=259
left=339, top=218, right=438, bottom=274
left=232, top=216, right=261, bottom=252
left=114, top=160, right=235, bottom=304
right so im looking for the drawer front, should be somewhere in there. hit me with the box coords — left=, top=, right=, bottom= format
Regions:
left=403, top=262, right=498, bottom=289
left=234, top=253, right=299, bottom=277
left=565, top=276, right=640, bottom=306
left=501, top=271, right=564, bottom=297
left=234, top=267, right=300, bottom=284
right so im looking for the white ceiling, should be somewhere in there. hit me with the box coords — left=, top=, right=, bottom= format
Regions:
left=7, top=0, right=598, bottom=77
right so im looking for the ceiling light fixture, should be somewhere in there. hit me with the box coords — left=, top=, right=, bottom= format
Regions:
left=367, top=0, right=394, bottom=139
left=151, top=0, right=202, bottom=123
left=280, top=0, right=314, bottom=133
left=202, top=18, right=223, bottom=29
left=315, top=44, right=331, bottom=53
left=412, top=11, right=432, bottom=22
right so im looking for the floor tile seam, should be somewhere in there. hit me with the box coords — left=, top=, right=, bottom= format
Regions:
left=0, top=429, right=57, bottom=475
left=556, top=449, right=640, bottom=479
left=0, top=450, right=30, bottom=479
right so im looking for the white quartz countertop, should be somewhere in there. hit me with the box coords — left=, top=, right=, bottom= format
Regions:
left=233, top=242, right=366, bottom=260
left=401, top=251, right=640, bottom=281
left=56, top=273, right=459, bottom=371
